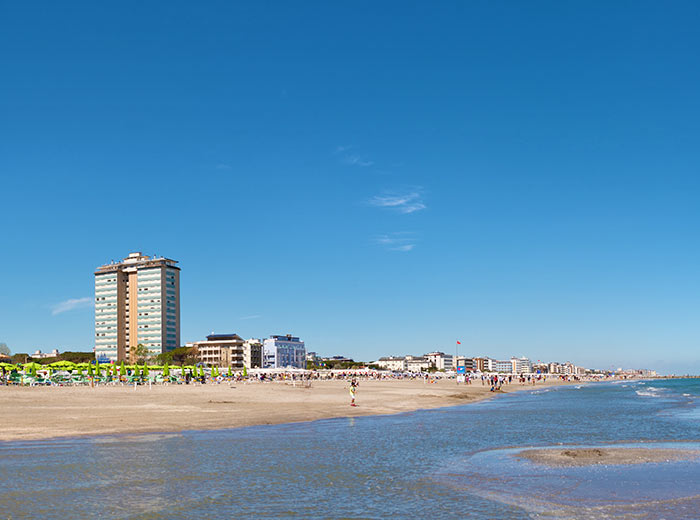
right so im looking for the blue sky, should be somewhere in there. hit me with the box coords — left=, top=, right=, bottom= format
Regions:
left=1, top=1, right=699, bottom=374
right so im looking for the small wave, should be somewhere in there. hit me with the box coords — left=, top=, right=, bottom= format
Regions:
left=683, top=393, right=692, bottom=397
left=636, top=390, right=662, bottom=397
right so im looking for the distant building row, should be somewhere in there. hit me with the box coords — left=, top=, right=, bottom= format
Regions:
left=375, top=353, right=589, bottom=375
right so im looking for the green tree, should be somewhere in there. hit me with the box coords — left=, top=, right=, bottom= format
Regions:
left=60, top=351, right=95, bottom=363
left=11, top=353, right=29, bottom=364
left=155, top=351, right=174, bottom=365
left=132, top=344, right=150, bottom=364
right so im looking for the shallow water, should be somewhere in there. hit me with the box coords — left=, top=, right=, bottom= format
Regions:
left=1, top=379, right=700, bottom=519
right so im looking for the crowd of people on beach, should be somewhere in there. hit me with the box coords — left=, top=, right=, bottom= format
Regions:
left=0, top=362, right=600, bottom=388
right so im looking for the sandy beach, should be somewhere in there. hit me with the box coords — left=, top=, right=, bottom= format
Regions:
left=516, top=446, right=700, bottom=466
left=0, top=378, right=572, bottom=442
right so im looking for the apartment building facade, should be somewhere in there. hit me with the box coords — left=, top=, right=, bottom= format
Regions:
left=263, top=334, right=306, bottom=369
left=95, top=252, right=180, bottom=363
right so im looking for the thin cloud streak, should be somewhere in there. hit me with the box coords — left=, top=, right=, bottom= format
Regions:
left=51, top=297, right=94, bottom=315
left=239, top=315, right=261, bottom=320
left=344, top=155, right=374, bottom=167
left=334, top=145, right=374, bottom=167
left=368, top=191, right=426, bottom=214
left=373, top=233, right=417, bottom=252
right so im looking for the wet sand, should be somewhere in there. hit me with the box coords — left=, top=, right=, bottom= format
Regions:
left=516, top=447, right=700, bottom=466
left=0, top=379, right=570, bottom=441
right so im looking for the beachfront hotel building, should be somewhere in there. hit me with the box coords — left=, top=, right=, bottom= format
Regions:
left=425, top=352, right=454, bottom=371
left=95, top=252, right=180, bottom=363
left=262, top=334, right=306, bottom=369
left=188, top=334, right=263, bottom=369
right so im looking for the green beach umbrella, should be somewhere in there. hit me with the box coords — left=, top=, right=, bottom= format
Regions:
left=119, top=361, right=126, bottom=377
left=134, top=364, right=140, bottom=377
left=163, top=363, right=170, bottom=377
left=243, top=366, right=248, bottom=377
left=227, top=365, right=232, bottom=377
left=199, top=365, right=204, bottom=378
left=142, top=363, right=149, bottom=376
left=87, top=364, right=94, bottom=377
left=212, top=366, right=219, bottom=378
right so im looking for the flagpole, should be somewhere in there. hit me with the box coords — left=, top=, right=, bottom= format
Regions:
left=456, top=339, right=459, bottom=385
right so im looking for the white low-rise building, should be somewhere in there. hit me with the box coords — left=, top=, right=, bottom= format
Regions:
left=31, top=349, right=60, bottom=359
left=405, top=355, right=430, bottom=372
left=425, top=351, right=453, bottom=371
left=375, top=356, right=407, bottom=371
left=263, top=334, right=306, bottom=369
left=511, top=356, right=532, bottom=374
left=494, top=360, right=512, bottom=373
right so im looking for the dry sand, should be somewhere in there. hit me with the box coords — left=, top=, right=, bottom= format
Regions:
left=516, top=447, right=700, bottom=466
left=0, top=379, right=569, bottom=442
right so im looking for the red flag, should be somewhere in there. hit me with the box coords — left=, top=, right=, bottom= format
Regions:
left=456, top=340, right=461, bottom=345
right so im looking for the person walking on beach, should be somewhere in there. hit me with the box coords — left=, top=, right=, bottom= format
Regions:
left=349, top=378, right=358, bottom=407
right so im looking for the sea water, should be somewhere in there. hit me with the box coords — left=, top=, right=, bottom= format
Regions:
left=1, top=379, right=700, bottom=519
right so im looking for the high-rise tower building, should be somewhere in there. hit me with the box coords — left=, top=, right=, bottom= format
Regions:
left=94, top=252, right=180, bottom=362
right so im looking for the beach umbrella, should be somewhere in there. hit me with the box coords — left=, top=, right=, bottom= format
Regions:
left=75, top=367, right=82, bottom=376
left=142, top=363, right=149, bottom=376
left=243, top=366, right=248, bottom=377
left=134, top=364, right=140, bottom=377
left=227, top=365, right=232, bottom=377
left=87, top=364, right=94, bottom=377
left=119, top=361, right=126, bottom=377
left=199, top=365, right=204, bottom=378
left=212, top=366, right=219, bottom=378
left=163, top=364, right=170, bottom=377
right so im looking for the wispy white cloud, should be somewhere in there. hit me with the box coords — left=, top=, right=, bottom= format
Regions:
left=334, top=145, right=374, bottom=167
left=373, top=233, right=417, bottom=252
left=51, top=297, right=94, bottom=316
left=344, top=155, right=374, bottom=167
left=215, top=163, right=232, bottom=170
left=368, top=191, right=426, bottom=214
left=239, top=315, right=261, bottom=320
